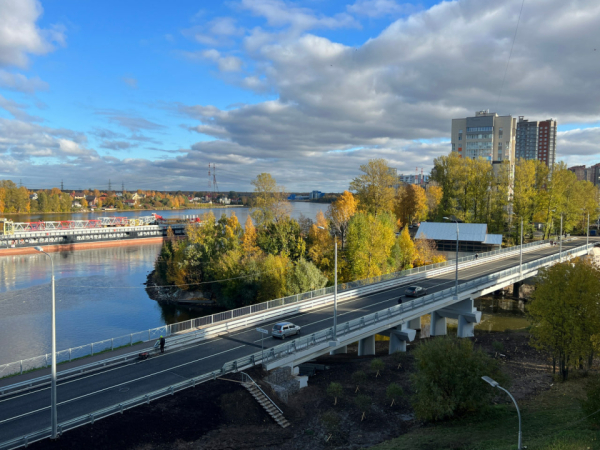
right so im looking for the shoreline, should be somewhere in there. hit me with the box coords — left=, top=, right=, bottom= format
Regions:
left=0, top=236, right=165, bottom=256
left=0, top=204, right=245, bottom=218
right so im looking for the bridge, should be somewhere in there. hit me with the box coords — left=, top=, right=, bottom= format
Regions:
left=0, top=238, right=595, bottom=449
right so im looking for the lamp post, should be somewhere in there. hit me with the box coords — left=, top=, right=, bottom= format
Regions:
left=482, top=376, right=522, bottom=449
left=317, top=226, right=337, bottom=341
left=443, top=217, right=459, bottom=297
left=550, top=209, right=563, bottom=261
left=34, top=246, right=58, bottom=439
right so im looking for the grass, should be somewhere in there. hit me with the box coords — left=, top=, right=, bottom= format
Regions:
left=370, top=375, right=600, bottom=450
left=0, top=341, right=144, bottom=380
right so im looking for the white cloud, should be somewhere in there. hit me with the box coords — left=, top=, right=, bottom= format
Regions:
left=0, top=0, right=65, bottom=68
left=0, top=70, right=48, bottom=93
left=122, top=77, right=138, bottom=89
left=199, top=49, right=243, bottom=72
left=347, top=0, right=416, bottom=18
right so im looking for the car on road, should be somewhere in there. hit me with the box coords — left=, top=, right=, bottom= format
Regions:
left=405, top=286, right=427, bottom=297
left=272, top=322, right=301, bottom=339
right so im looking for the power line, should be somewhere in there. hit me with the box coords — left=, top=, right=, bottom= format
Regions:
left=495, top=0, right=526, bottom=112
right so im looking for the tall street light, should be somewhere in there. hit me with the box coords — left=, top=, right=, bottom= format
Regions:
left=317, top=226, right=338, bottom=342
left=35, top=246, right=58, bottom=439
left=443, top=217, right=459, bottom=297
left=550, top=209, right=563, bottom=262
left=482, top=376, right=522, bottom=449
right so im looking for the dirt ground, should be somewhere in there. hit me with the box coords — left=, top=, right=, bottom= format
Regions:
left=30, top=329, right=553, bottom=450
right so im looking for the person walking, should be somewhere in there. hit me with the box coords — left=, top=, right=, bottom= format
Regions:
left=475, top=253, right=479, bottom=260
left=160, top=335, right=165, bottom=354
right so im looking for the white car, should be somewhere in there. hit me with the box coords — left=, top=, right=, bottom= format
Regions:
left=272, top=322, right=301, bottom=339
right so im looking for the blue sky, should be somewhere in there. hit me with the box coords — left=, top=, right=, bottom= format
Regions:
left=1, top=0, right=600, bottom=192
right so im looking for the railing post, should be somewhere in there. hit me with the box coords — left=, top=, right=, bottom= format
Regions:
left=69, top=348, right=72, bottom=362
left=20, top=360, right=23, bottom=375
left=148, top=330, right=151, bottom=341
left=111, top=338, right=114, bottom=351
left=45, top=354, right=48, bottom=368
left=91, top=343, right=94, bottom=356
left=130, top=334, right=133, bottom=346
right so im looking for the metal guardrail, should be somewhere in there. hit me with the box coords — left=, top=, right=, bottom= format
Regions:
left=0, top=239, right=554, bottom=378
left=0, top=242, right=591, bottom=450
left=240, top=372, right=284, bottom=415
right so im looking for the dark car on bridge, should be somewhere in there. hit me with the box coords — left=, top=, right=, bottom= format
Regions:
left=405, top=286, right=427, bottom=297
left=272, top=322, right=301, bottom=339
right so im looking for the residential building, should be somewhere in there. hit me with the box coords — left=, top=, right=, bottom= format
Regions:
left=85, top=196, right=97, bottom=207
left=515, top=117, right=557, bottom=168
left=398, top=173, right=429, bottom=185
left=29, top=193, right=38, bottom=201
left=451, top=110, right=517, bottom=163
left=568, top=164, right=600, bottom=186
left=310, top=191, right=325, bottom=200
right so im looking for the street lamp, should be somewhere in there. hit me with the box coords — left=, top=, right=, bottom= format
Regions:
left=551, top=209, right=563, bottom=261
left=34, top=246, right=58, bottom=439
left=482, top=376, right=522, bottom=449
left=443, top=217, right=459, bottom=297
left=581, top=209, right=590, bottom=248
left=317, top=226, right=338, bottom=342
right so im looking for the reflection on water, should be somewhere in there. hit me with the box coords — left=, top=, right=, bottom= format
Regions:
left=474, top=296, right=531, bottom=332
left=0, top=203, right=327, bottom=365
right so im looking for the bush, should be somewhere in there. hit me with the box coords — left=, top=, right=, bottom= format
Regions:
left=392, top=350, right=408, bottom=369
left=321, top=410, right=340, bottom=434
left=371, top=358, right=385, bottom=377
left=410, top=336, right=508, bottom=422
left=386, top=383, right=404, bottom=407
left=351, top=370, right=367, bottom=393
left=581, top=376, right=600, bottom=427
left=327, top=382, right=343, bottom=406
left=492, top=341, right=504, bottom=352
left=354, top=394, right=372, bottom=421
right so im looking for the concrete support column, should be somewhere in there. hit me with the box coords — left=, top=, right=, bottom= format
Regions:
left=512, top=281, right=523, bottom=299
left=430, top=311, right=447, bottom=336
left=435, top=299, right=482, bottom=338
left=389, top=323, right=417, bottom=354
left=358, top=335, right=376, bottom=356
left=408, top=317, right=421, bottom=330
left=329, top=345, right=348, bottom=355
left=457, top=315, right=475, bottom=338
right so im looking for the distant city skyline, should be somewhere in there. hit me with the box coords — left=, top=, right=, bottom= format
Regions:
left=1, top=0, right=600, bottom=192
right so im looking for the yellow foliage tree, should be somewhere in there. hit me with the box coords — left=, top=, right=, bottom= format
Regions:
left=242, top=215, right=260, bottom=256
left=395, top=184, right=428, bottom=227
left=397, top=226, right=415, bottom=270
left=308, top=211, right=334, bottom=277
left=326, top=190, right=357, bottom=249
left=413, top=236, right=446, bottom=267
left=349, top=159, right=396, bottom=216
left=425, top=185, right=443, bottom=220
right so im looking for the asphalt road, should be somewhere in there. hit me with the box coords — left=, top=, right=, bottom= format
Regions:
left=0, top=238, right=593, bottom=444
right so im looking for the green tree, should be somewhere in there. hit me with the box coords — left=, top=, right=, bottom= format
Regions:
left=345, top=211, right=396, bottom=279
left=257, top=217, right=306, bottom=261
left=286, top=258, right=328, bottom=295
left=528, top=260, right=600, bottom=380
left=411, top=336, right=507, bottom=421
left=250, top=173, right=291, bottom=226
left=354, top=394, right=372, bottom=421
left=351, top=370, right=367, bottom=393
left=396, top=226, right=415, bottom=270
left=370, top=358, right=385, bottom=377
left=386, top=383, right=404, bottom=407
left=349, top=159, right=396, bottom=216
left=327, top=382, right=343, bottom=406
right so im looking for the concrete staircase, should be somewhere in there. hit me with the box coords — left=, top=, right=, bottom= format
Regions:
left=242, top=382, right=290, bottom=428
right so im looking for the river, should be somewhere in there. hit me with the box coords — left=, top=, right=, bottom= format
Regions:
left=0, top=203, right=327, bottom=365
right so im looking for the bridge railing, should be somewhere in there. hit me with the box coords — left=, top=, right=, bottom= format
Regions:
left=0, top=239, right=552, bottom=378
left=0, top=242, right=591, bottom=450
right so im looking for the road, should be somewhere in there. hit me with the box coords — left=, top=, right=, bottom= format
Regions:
left=0, top=238, right=592, bottom=444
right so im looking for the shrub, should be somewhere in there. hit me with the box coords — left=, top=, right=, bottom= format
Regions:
left=326, top=382, right=343, bottom=406
left=386, top=382, right=404, bottom=407
left=370, top=358, right=385, bottom=377
left=392, top=350, right=408, bottom=369
left=410, top=336, right=508, bottom=421
left=321, top=410, right=340, bottom=434
left=492, top=341, right=504, bottom=352
left=354, top=394, right=372, bottom=421
left=582, top=376, right=600, bottom=427
left=351, top=370, right=367, bottom=393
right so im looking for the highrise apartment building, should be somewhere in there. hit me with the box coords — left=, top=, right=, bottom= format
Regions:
left=451, top=110, right=516, bottom=163
left=568, top=164, right=600, bottom=186
left=515, top=117, right=557, bottom=168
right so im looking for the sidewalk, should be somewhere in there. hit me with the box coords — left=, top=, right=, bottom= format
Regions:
left=0, top=340, right=154, bottom=390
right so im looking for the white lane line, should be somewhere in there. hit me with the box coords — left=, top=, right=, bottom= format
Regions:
left=0, top=344, right=244, bottom=422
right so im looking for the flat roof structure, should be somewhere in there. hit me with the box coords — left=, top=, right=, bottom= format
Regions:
left=415, top=222, right=503, bottom=252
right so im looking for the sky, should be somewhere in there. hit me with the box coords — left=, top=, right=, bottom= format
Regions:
left=1, top=0, right=599, bottom=193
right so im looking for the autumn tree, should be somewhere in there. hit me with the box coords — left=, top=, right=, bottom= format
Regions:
left=241, top=216, right=260, bottom=256
left=528, top=260, right=600, bottom=380
left=425, top=185, right=443, bottom=221
left=396, top=226, right=416, bottom=270
left=349, top=159, right=396, bottom=216
left=307, top=211, right=335, bottom=278
left=345, top=211, right=396, bottom=279
left=395, top=184, right=428, bottom=227
left=326, top=190, right=357, bottom=249
left=250, top=173, right=291, bottom=227
left=413, top=236, right=446, bottom=267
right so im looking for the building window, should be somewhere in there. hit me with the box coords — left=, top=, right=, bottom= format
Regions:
left=452, top=143, right=455, bottom=151
left=458, top=130, right=462, bottom=141
left=499, top=128, right=503, bottom=138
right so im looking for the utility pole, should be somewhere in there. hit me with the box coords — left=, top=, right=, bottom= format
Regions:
left=108, top=179, right=112, bottom=193
left=60, top=180, right=63, bottom=191
left=122, top=181, right=125, bottom=193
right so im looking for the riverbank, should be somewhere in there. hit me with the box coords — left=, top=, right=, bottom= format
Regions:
left=145, top=271, right=218, bottom=308
left=1, top=204, right=244, bottom=217
left=28, top=326, right=589, bottom=450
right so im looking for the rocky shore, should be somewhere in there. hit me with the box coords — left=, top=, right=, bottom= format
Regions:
left=144, top=270, right=216, bottom=306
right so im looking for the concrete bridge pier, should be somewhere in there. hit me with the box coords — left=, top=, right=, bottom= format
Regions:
left=408, top=317, right=421, bottom=330
left=512, top=281, right=523, bottom=299
left=329, top=345, right=348, bottom=355
left=389, top=322, right=417, bottom=354
left=430, top=311, right=447, bottom=336
left=358, top=335, right=376, bottom=356
left=435, top=299, right=482, bottom=338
